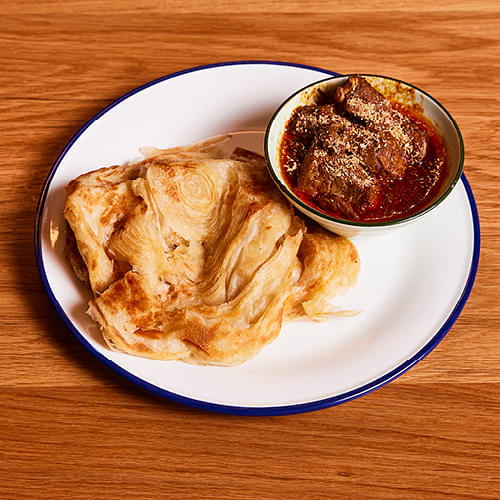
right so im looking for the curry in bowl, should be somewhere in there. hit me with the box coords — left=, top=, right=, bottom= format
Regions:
left=265, top=74, right=464, bottom=237
left=278, top=75, right=449, bottom=223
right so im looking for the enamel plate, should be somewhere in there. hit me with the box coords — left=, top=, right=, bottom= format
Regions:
left=35, top=62, right=479, bottom=415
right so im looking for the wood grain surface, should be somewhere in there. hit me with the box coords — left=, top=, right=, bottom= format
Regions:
left=1, top=0, right=499, bottom=498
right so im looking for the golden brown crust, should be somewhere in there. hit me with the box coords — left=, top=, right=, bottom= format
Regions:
left=65, top=142, right=360, bottom=365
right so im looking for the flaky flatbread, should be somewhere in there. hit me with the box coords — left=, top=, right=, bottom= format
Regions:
left=64, top=138, right=359, bottom=365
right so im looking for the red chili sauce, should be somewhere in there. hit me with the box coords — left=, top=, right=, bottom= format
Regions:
left=280, top=103, right=448, bottom=223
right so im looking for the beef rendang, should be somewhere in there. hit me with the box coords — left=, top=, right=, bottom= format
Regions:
left=280, top=75, right=448, bottom=222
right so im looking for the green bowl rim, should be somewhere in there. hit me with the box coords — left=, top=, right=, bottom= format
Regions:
left=264, top=73, right=465, bottom=228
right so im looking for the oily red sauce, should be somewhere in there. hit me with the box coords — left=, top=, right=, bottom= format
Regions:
left=280, top=102, right=448, bottom=223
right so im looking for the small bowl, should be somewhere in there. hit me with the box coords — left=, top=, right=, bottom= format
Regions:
left=264, top=74, right=464, bottom=238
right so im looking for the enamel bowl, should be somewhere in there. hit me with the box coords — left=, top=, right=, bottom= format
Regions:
left=264, top=74, right=464, bottom=238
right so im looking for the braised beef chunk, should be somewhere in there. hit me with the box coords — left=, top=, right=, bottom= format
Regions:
left=335, top=75, right=390, bottom=115
left=335, top=75, right=428, bottom=165
left=297, top=127, right=379, bottom=220
left=288, top=104, right=347, bottom=139
left=288, top=99, right=410, bottom=179
left=324, top=120, right=407, bottom=179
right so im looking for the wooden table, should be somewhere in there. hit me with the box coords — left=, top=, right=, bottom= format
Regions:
left=1, top=1, right=499, bottom=498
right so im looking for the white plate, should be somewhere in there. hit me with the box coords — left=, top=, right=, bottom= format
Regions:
left=35, top=62, right=480, bottom=415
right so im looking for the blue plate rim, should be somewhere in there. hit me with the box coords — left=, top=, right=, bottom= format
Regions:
left=34, top=60, right=480, bottom=416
